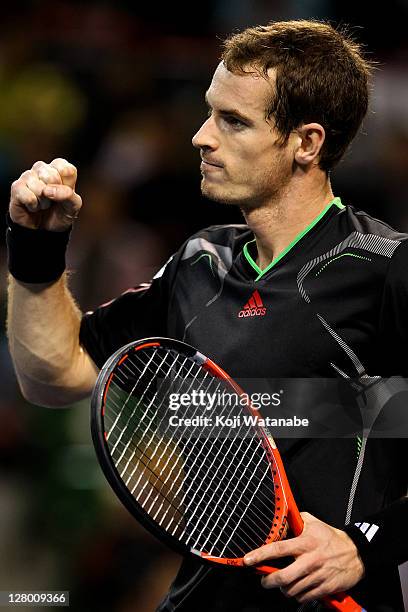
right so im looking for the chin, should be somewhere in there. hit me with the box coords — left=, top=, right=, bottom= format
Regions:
left=201, top=182, right=260, bottom=210
left=201, top=181, right=240, bottom=206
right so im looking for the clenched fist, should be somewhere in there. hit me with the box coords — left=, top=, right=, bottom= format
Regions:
left=10, top=158, right=82, bottom=232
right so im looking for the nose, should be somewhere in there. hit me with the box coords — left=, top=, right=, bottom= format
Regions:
left=192, top=116, right=218, bottom=151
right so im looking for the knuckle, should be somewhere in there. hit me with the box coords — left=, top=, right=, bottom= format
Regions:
left=307, top=554, right=321, bottom=572
left=303, top=534, right=317, bottom=551
left=51, top=157, right=73, bottom=173
left=63, top=185, right=74, bottom=197
left=274, top=573, right=284, bottom=587
left=31, top=160, right=47, bottom=171
left=62, top=164, right=77, bottom=179
left=276, top=569, right=291, bottom=587
left=26, top=174, right=39, bottom=186
left=19, top=170, right=32, bottom=181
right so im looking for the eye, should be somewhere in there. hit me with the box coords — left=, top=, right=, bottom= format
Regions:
left=222, top=114, right=246, bottom=129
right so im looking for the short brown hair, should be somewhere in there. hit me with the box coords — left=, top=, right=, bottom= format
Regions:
left=222, top=20, right=373, bottom=172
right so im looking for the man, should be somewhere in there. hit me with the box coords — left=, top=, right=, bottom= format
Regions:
left=6, top=20, right=407, bottom=611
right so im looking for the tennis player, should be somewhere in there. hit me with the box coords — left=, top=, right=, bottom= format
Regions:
left=7, top=20, right=407, bottom=611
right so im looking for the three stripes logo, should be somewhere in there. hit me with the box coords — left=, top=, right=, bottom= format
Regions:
left=238, top=290, right=266, bottom=318
left=354, top=521, right=379, bottom=542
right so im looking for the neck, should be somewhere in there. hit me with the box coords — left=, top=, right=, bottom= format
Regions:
left=242, top=174, right=334, bottom=271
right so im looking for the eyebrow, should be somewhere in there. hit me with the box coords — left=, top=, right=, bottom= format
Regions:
left=205, top=92, right=254, bottom=126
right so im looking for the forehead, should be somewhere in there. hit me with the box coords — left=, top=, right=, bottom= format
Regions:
left=206, top=61, right=274, bottom=118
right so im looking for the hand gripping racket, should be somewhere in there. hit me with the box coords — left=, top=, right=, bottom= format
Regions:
left=91, top=337, right=365, bottom=612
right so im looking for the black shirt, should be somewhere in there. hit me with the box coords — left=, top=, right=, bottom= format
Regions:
left=80, top=199, right=407, bottom=611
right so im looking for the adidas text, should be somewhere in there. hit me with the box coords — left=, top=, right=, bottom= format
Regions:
left=238, top=307, right=266, bottom=318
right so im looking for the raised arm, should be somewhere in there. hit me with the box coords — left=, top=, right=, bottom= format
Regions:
left=6, top=158, right=98, bottom=407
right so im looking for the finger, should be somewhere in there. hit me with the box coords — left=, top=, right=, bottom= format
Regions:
left=42, top=184, right=82, bottom=219
left=26, top=174, right=47, bottom=198
left=25, top=175, right=54, bottom=211
left=244, top=538, right=305, bottom=566
left=279, top=570, right=323, bottom=598
left=259, top=555, right=316, bottom=589
left=31, top=160, right=48, bottom=173
left=31, top=161, right=61, bottom=184
left=300, top=511, right=316, bottom=522
left=50, top=158, right=77, bottom=189
left=38, top=166, right=62, bottom=185
left=42, top=184, right=75, bottom=201
left=60, top=192, right=82, bottom=217
left=11, top=183, right=40, bottom=212
left=295, top=583, right=328, bottom=604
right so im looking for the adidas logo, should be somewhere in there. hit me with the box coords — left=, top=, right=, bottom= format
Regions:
left=238, top=290, right=267, bottom=318
left=354, top=522, right=379, bottom=542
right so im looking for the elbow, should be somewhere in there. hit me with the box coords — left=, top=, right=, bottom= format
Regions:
left=17, top=375, right=91, bottom=408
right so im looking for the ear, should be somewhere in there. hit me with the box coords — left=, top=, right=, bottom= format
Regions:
left=293, top=123, right=326, bottom=166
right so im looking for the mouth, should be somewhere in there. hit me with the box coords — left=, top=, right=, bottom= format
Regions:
left=201, top=158, right=223, bottom=170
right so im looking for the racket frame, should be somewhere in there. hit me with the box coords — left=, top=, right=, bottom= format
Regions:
left=91, top=337, right=365, bottom=612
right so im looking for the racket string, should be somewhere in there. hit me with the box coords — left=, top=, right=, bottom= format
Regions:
left=163, top=435, right=275, bottom=543
left=108, top=353, right=219, bottom=497
left=107, top=350, right=278, bottom=553
left=107, top=348, right=166, bottom=457
left=109, top=350, right=279, bottom=516
left=105, top=353, right=227, bottom=531
left=184, top=443, right=272, bottom=554
left=108, top=368, right=278, bottom=546
left=178, top=435, right=268, bottom=541
left=107, top=398, right=276, bottom=552
left=103, top=346, right=279, bottom=555
left=116, top=353, right=196, bottom=485
left=114, top=350, right=186, bottom=466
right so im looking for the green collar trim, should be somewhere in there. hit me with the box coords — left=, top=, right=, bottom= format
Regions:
left=243, top=197, right=344, bottom=281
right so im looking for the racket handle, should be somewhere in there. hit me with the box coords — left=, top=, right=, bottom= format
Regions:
left=254, top=564, right=280, bottom=574
left=322, top=593, right=366, bottom=612
left=255, top=566, right=365, bottom=611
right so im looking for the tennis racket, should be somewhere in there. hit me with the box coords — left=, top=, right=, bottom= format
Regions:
left=91, top=337, right=365, bottom=612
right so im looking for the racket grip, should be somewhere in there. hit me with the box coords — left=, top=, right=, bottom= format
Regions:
left=254, top=564, right=280, bottom=575
left=322, top=593, right=366, bottom=612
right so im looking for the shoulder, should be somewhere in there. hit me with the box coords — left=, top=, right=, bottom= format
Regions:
left=340, top=206, right=408, bottom=264
left=180, top=223, right=251, bottom=261
left=343, top=207, right=408, bottom=297
left=185, top=223, right=250, bottom=245
left=152, top=223, right=250, bottom=281
left=345, top=206, right=408, bottom=243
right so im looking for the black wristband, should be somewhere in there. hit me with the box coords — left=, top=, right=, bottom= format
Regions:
left=6, top=213, right=72, bottom=283
left=343, top=497, right=408, bottom=573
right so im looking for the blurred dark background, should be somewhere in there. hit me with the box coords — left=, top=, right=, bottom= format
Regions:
left=0, top=1, right=407, bottom=610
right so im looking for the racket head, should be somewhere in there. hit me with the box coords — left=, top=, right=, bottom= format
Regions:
left=91, top=337, right=293, bottom=563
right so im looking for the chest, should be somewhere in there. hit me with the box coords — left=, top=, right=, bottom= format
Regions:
left=167, top=259, right=383, bottom=378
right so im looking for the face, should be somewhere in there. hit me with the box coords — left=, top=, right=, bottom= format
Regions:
left=192, top=62, right=295, bottom=210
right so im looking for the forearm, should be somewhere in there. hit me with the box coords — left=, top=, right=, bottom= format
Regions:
left=7, top=273, right=97, bottom=406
